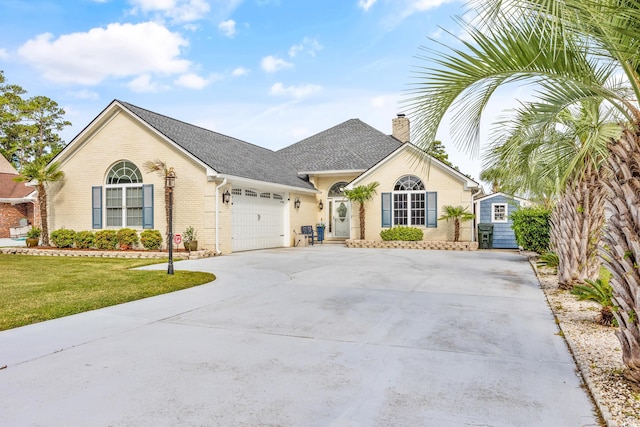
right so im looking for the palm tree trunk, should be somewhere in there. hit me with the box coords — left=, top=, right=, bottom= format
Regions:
left=359, top=203, right=365, bottom=240
left=454, top=218, right=460, bottom=242
left=37, top=183, right=50, bottom=246
left=551, top=163, right=605, bottom=289
left=600, top=127, right=640, bottom=383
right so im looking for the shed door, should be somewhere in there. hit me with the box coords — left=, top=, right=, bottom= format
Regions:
left=232, top=189, right=285, bottom=252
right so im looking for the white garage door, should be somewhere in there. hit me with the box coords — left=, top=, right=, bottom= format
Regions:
left=231, top=189, right=286, bottom=252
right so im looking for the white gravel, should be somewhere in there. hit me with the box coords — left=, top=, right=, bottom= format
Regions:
left=533, top=260, right=640, bottom=427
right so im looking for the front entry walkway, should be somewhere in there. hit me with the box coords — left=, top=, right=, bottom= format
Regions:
left=0, top=246, right=599, bottom=426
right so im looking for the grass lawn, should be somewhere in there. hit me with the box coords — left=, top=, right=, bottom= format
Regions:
left=0, top=255, right=215, bottom=331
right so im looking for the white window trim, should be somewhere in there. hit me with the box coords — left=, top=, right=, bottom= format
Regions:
left=491, top=203, right=508, bottom=223
left=105, top=182, right=144, bottom=228
left=393, top=190, right=426, bottom=227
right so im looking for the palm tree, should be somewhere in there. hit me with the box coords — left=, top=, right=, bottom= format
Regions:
left=484, top=99, right=618, bottom=288
left=344, top=182, right=379, bottom=240
left=404, top=0, right=640, bottom=381
left=143, top=160, right=174, bottom=240
left=438, top=205, right=474, bottom=242
left=13, top=159, right=64, bottom=246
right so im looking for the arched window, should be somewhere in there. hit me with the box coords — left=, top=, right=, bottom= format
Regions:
left=105, top=161, right=145, bottom=227
left=394, top=175, right=424, bottom=191
left=328, top=181, right=348, bottom=197
left=381, top=175, right=436, bottom=228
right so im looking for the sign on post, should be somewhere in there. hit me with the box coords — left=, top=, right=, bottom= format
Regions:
left=173, top=233, right=182, bottom=245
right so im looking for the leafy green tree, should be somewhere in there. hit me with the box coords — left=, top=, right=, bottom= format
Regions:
left=438, top=205, right=474, bottom=242
left=14, top=159, right=64, bottom=246
left=344, top=182, right=379, bottom=240
left=426, top=140, right=453, bottom=168
left=405, top=0, right=640, bottom=381
left=0, top=70, right=27, bottom=166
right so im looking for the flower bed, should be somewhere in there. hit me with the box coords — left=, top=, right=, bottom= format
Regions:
left=345, top=239, right=478, bottom=251
left=0, top=247, right=216, bottom=259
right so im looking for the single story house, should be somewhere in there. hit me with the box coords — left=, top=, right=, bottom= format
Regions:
left=47, top=100, right=481, bottom=253
left=0, top=155, right=36, bottom=238
left=474, top=192, right=531, bottom=249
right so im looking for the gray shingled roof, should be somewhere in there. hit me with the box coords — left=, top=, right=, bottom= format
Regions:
left=118, top=101, right=315, bottom=190
left=277, top=119, right=402, bottom=172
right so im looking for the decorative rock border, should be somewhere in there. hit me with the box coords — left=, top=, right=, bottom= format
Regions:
left=0, top=247, right=216, bottom=260
left=345, top=239, right=478, bottom=251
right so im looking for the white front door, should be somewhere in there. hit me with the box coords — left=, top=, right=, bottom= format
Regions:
left=332, top=199, right=350, bottom=238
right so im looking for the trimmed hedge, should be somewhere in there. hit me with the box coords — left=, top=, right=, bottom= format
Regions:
left=50, top=229, right=76, bottom=248
left=510, top=206, right=551, bottom=254
left=116, top=228, right=139, bottom=250
left=140, top=229, right=163, bottom=250
left=95, top=230, right=118, bottom=250
left=74, top=231, right=95, bottom=249
left=380, top=226, right=424, bottom=241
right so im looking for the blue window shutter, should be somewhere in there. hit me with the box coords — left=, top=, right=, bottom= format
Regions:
left=92, top=186, right=102, bottom=229
left=143, top=184, right=154, bottom=229
left=381, top=192, right=392, bottom=227
left=426, top=192, right=437, bottom=228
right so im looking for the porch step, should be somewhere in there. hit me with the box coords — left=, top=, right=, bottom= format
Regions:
left=320, top=239, right=346, bottom=245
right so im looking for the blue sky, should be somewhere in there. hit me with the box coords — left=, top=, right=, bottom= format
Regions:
left=0, top=0, right=498, bottom=181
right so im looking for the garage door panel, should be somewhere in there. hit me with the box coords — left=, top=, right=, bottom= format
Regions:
left=232, top=190, right=285, bottom=252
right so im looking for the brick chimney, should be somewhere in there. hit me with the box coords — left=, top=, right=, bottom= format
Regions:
left=392, top=113, right=410, bottom=143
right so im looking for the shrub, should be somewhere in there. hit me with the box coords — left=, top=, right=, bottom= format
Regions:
left=140, top=229, right=162, bottom=250
left=510, top=206, right=551, bottom=254
left=380, top=226, right=424, bottom=241
left=537, top=251, right=559, bottom=271
left=95, top=230, right=117, bottom=250
left=116, top=228, right=139, bottom=250
left=50, top=229, right=76, bottom=248
left=75, top=231, right=95, bottom=249
left=26, top=227, right=41, bottom=239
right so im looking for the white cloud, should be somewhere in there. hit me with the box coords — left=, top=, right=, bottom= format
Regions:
left=17, top=22, right=191, bottom=85
left=129, top=0, right=211, bottom=23
left=67, top=89, right=100, bottom=100
left=232, top=66, right=250, bottom=76
left=218, top=19, right=236, bottom=37
left=128, top=74, right=167, bottom=92
left=288, top=37, right=323, bottom=58
left=358, top=0, right=377, bottom=11
left=174, top=72, right=215, bottom=89
left=261, top=55, right=293, bottom=73
left=0, top=48, right=8, bottom=60
left=269, top=82, right=321, bottom=98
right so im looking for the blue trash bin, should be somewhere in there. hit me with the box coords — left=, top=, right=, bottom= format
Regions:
left=316, top=225, right=325, bottom=243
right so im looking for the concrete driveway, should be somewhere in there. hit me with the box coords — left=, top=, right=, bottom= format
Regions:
left=0, top=246, right=599, bottom=426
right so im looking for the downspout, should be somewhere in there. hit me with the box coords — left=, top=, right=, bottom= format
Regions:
left=215, top=178, right=228, bottom=255
left=470, top=187, right=482, bottom=242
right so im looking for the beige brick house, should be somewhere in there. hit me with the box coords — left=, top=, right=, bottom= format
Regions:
left=47, top=100, right=481, bottom=253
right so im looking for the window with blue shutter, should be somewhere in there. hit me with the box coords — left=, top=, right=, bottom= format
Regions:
left=142, top=184, right=154, bottom=229
left=381, top=192, right=392, bottom=227
left=426, top=192, right=437, bottom=227
left=92, top=186, right=102, bottom=229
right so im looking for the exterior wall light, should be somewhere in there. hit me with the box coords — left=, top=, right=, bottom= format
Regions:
left=222, top=189, right=231, bottom=204
left=318, top=200, right=324, bottom=211
left=294, top=197, right=301, bottom=210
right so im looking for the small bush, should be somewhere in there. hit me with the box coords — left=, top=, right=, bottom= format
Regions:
left=510, top=206, right=551, bottom=254
left=116, top=228, right=139, bottom=250
left=95, top=230, right=117, bottom=250
left=26, top=227, right=41, bottom=239
left=140, top=229, right=162, bottom=250
left=50, top=229, right=76, bottom=248
left=74, top=231, right=95, bottom=249
left=380, top=226, right=424, bottom=241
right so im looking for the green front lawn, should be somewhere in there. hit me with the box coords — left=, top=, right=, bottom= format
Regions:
left=0, top=255, right=215, bottom=331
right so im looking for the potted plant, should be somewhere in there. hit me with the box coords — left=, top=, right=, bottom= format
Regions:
left=183, top=226, right=198, bottom=252
left=26, top=227, right=41, bottom=247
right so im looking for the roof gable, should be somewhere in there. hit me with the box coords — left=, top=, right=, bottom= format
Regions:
left=118, top=101, right=315, bottom=190
left=350, top=143, right=480, bottom=190
left=277, top=119, right=402, bottom=172
left=474, top=192, right=531, bottom=205
left=0, top=155, right=17, bottom=174
left=0, top=173, right=34, bottom=199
